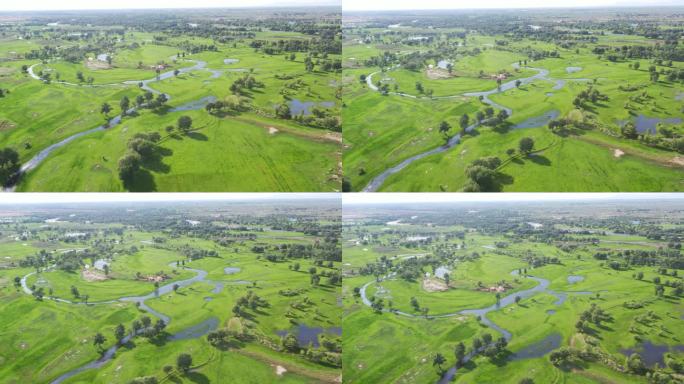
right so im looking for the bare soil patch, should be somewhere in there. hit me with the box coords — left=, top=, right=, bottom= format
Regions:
left=0, top=120, right=16, bottom=131
left=274, top=365, right=287, bottom=376
left=0, top=67, right=16, bottom=76
left=268, top=126, right=279, bottom=135
left=670, top=156, right=684, bottom=167
left=422, top=277, right=448, bottom=292
left=613, top=148, right=624, bottom=158
left=425, top=67, right=453, bottom=80
left=81, top=268, right=108, bottom=282
left=85, top=59, right=111, bottom=70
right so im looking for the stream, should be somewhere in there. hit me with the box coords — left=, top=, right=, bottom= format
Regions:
left=21, top=261, right=247, bottom=383
left=362, top=63, right=585, bottom=192
left=359, top=269, right=593, bottom=383
left=4, top=57, right=221, bottom=191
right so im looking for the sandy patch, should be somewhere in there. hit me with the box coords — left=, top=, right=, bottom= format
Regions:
left=422, top=277, right=448, bottom=292
left=613, top=149, right=624, bottom=158
left=85, top=59, right=111, bottom=70
left=82, top=269, right=108, bottom=282
left=670, top=156, right=684, bottom=167
left=425, top=67, right=452, bottom=80
left=268, top=126, right=279, bottom=135
left=325, top=132, right=342, bottom=143
left=274, top=365, right=287, bottom=376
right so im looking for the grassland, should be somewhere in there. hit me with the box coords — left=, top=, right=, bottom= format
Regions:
left=0, top=9, right=341, bottom=191
left=0, top=200, right=342, bottom=383
left=342, top=10, right=684, bottom=192
left=342, top=202, right=684, bottom=383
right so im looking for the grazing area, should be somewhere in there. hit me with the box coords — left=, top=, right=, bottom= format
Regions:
left=0, top=7, right=342, bottom=191
left=341, top=7, right=684, bottom=192
left=342, top=195, right=684, bottom=383
left=0, top=195, right=342, bottom=383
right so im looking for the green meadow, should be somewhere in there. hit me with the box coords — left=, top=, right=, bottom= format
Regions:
left=342, top=9, right=684, bottom=192
left=342, top=201, right=684, bottom=384
left=0, top=199, right=342, bottom=383
left=0, top=8, right=341, bottom=191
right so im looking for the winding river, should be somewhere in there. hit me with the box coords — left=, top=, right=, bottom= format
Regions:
left=4, top=57, right=225, bottom=191
left=359, top=269, right=593, bottom=383
left=362, top=63, right=587, bottom=192
left=21, top=261, right=248, bottom=383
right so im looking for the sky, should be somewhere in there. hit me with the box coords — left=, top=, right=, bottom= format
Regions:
left=344, top=0, right=683, bottom=10
left=343, top=193, right=684, bottom=205
left=0, top=193, right=339, bottom=205
left=0, top=0, right=340, bottom=12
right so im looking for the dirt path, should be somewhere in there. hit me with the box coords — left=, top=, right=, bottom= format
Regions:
left=577, top=135, right=684, bottom=169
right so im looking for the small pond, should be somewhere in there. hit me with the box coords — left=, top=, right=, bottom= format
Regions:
left=513, top=110, right=560, bottom=129
left=171, top=97, right=217, bottom=112
left=224, top=58, right=239, bottom=64
left=224, top=267, right=241, bottom=275
left=618, top=115, right=683, bottom=135
left=620, top=341, right=684, bottom=367
left=288, top=99, right=335, bottom=116
left=567, top=275, right=584, bottom=284
left=510, top=333, right=562, bottom=361
left=276, top=325, right=342, bottom=347
left=566, top=66, right=582, bottom=73
left=437, top=60, right=452, bottom=70
left=434, top=266, right=451, bottom=279
left=169, top=317, right=219, bottom=341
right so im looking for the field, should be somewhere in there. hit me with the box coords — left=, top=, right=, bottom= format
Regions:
left=0, top=198, right=342, bottom=384
left=0, top=8, right=342, bottom=191
left=342, top=9, right=684, bottom=192
left=342, top=198, right=684, bottom=384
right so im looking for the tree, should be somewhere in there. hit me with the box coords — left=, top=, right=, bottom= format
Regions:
left=275, top=103, right=291, bottom=119
left=177, top=116, right=193, bottom=132
left=282, top=333, right=299, bottom=352
left=173, top=284, right=180, bottom=292
left=627, top=353, right=646, bottom=374
left=115, top=324, right=126, bottom=343
left=476, top=111, right=485, bottom=123
left=439, top=121, right=451, bottom=143
left=141, top=316, right=152, bottom=328
left=454, top=342, right=466, bottom=366
left=120, top=96, right=130, bottom=116
left=101, top=102, right=112, bottom=118
left=444, top=273, right=450, bottom=286
left=519, top=379, right=534, bottom=384
left=472, top=337, right=483, bottom=351
left=515, top=80, right=522, bottom=88
left=432, top=353, right=446, bottom=372
left=0, top=147, right=20, bottom=186
left=176, top=353, right=193, bottom=373
left=93, top=333, right=107, bottom=351
left=460, top=114, right=470, bottom=133
left=621, top=122, right=638, bottom=139
left=519, top=137, right=535, bottom=154
left=118, top=152, right=141, bottom=183
left=136, top=95, right=145, bottom=107
left=515, top=296, right=521, bottom=305
left=633, top=62, right=640, bottom=70
left=482, top=333, right=493, bottom=345
left=174, top=69, right=180, bottom=76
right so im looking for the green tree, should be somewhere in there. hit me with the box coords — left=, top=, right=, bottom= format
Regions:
left=93, top=333, right=107, bottom=351
left=432, top=353, right=446, bottom=372
left=177, top=115, right=193, bottom=132
left=519, top=137, right=535, bottom=154
left=176, top=353, right=193, bottom=373
left=0, top=147, right=20, bottom=186
left=101, top=102, right=112, bottom=118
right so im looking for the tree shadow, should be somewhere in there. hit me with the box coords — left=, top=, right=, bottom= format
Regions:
left=141, top=148, right=172, bottom=174
left=186, top=132, right=208, bottom=141
left=125, top=169, right=157, bottom=192
left=528, top=155, right=551, bottom=166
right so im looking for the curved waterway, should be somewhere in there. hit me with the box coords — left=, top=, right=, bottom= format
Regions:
left=362, top=63, right=586, bottom=192
left=4, top=57, right=221, bottom=191
left=359, top=269, right=593, bottom=383
left=21, top=261, right=247, bottom=383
